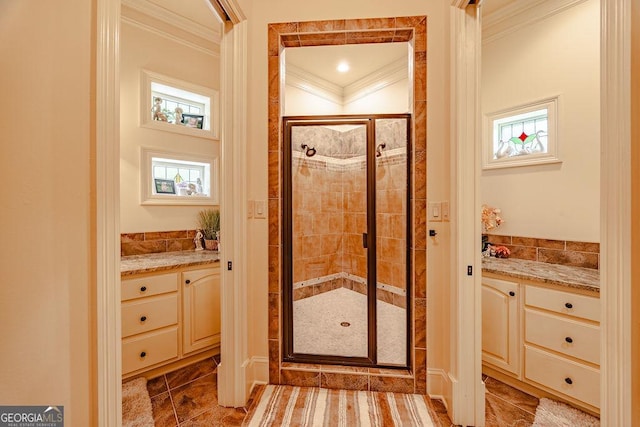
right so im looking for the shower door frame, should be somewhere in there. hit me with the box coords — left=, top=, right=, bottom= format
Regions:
left=282, top=113, right=412, bottom=369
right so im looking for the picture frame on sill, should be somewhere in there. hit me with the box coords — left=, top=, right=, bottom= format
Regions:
left=182, top=114, right=204, bottom=129
left=154, top=178, right=176, bottom=194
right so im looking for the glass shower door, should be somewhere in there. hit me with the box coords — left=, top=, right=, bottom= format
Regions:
left=375, top=117, right=410, bottom=366
left=288, top=121, right=371, bottom=360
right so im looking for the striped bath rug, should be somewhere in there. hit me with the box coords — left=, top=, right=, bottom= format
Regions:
left=245, top=385, right=436, bottom=426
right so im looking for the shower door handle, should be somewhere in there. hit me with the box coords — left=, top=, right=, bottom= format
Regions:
left=362, top=233, right=368, bottom=249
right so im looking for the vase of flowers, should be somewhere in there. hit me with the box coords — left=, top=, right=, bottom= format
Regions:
left=481, top=204, right=504, bottom=255
left=197, top=209, right=220, bottom=251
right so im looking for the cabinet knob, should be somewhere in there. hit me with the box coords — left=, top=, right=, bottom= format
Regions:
left=564, top=377, right=573, bottom=385
left=565, top=336, right=573, bottom=343
left=185, top=279, right=191, bottom=285
left=140, top=286, right=147, bottom=292
left=565, top=302, right=573, bottom=309
left=140, top=316, right=147, bottom=322
left=509, top=291, right=515, bottom=297
left=140, top=351, right=147, bottom=358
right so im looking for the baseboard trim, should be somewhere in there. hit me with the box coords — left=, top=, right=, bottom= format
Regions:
left=427, top=368, right=452, bottom=411
left=245, top=356, right=269, bottom=398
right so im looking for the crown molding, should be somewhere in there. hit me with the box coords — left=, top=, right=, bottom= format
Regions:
left=121, top=14, right=220, bottom=58
left=122, top=0, right=221, bottom=44
left=285, top=64, right=343, bottom=105
left=343, top=60, right=408, bottom=105
left=286, top=59, right=408, bottom=107
left=482, top=0, right=588, bottom=44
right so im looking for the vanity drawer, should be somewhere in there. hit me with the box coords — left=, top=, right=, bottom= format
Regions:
left=525, top=285, right=599, bottom=322
left=525, top=345, right=600, bottom=408
left=525, top=309, right=600, bottom=365
left=122, top=327, right=178, bottom=375
left=122, top=272, right=178, bottom=301
left=121, top=293, right=178, bottom=338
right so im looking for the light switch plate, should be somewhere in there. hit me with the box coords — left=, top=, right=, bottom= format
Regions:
left=247, top=200, right=255, bottom=218
left=441, top=201, right=450, bottom=221
left=255, top=200, right=266, bottom=219
left=428, top=202, right=442, bottom=222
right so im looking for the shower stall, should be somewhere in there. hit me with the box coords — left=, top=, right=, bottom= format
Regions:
left=282, top=114, right=411, bottom=368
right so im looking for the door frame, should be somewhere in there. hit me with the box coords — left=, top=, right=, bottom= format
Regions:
left=95, top=0, right=249, bottom=424
left=451, top=0, right=633, bottom=425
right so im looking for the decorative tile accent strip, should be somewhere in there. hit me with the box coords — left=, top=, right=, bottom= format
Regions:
left=292, top=273, right=407, bottom=308
left=121, top=230, right=197, bottom=256
left=483, top=234, right=600, bottom=270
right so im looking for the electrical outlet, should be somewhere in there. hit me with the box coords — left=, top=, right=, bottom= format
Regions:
left=428, top=202, right=442, bottom=222
left=441, top=201, right=450, bottom=221
left=255, top=200, right=266, bottom=219
left=247, top=200, right=255, bottom=218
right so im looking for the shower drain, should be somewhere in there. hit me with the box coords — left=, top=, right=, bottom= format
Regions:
left=340, top=322, right=351, bottom=327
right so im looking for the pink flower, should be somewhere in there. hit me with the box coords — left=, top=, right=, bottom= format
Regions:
left=481, top=204, right=504, bottom=232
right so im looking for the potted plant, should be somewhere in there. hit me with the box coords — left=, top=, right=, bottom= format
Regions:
left=197, top=208, right=220, bottom=251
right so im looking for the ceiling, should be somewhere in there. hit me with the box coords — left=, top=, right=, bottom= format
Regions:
left=285, top=43, right=408, bottom=87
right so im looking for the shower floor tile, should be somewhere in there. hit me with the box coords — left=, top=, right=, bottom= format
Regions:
left=293, top=287, right=406, bottom=365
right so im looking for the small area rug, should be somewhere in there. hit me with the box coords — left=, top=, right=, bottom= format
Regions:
left=533, top=398, right=599, bottom=427
left=122, top=377, right=154, bottom=427
left=245, top=384, right=435, bottom=426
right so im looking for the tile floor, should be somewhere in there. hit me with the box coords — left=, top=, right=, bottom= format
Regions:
left=143, top=355, right=253, bottom=426
left=293, top=287, right=406, bottom=365
left=137, top=356, right=543, bottom=426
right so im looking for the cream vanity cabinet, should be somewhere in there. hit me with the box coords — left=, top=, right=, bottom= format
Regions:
left=182, top=268, right=221, bottom=354
left=482, top=272, right=600, bottom=415
left=121, top=264, right=220, bottom=378
left=482, top=277, right=520, bottom=375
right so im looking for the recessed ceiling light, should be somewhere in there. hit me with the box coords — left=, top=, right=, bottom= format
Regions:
left=337, top=62, right=350, bottom=73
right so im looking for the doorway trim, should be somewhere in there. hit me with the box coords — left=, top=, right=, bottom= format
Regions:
left=96, top=0, right=122, bottom=424
left=95, top=0, right=249, bottom=423
left=451, top=0, right=633, bottom=425
left=449, top=1, right=485, bottom=426
left=600, top=0, right=632, bottom=425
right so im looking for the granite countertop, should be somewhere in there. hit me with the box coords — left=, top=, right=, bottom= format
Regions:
left=121, top=250, right=220, bottom=276
left=481, top=257, right=600, bottom=293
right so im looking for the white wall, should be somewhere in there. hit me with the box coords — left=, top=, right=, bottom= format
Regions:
left=120, top=22, right=220, bottom=233
left=243, top=0, right=452, bottom=392
left=481, top=0, right=600, bottom=242
left=0, top=1, right=93, bottom=424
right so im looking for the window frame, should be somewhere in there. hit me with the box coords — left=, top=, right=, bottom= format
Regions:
left=483, top=96, right=561, bottom=169
left=140, top=70, right=219, bottom=140
left=140, top=147, right=219, bottom=206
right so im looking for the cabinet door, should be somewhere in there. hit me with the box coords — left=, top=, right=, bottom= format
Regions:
left=182, top=267, right=221, bottom=354
left=482, top=277, right=520, bottom=375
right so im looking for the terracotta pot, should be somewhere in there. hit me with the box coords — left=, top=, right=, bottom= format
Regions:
left=204, top=239, right=218, bottom=251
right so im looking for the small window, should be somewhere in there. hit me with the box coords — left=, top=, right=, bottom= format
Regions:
left=141, top=148, right=219, bottom=205
left=141, top=70, right=219, bottom=139
left=483, top=96, right=560, bottom=169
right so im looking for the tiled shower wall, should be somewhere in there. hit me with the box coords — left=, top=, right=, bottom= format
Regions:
left=291, top=122, right=407, bottom=292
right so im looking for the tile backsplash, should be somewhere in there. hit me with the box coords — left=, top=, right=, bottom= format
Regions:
left=484, top=234, right=600, bottom=270
left=121, top=230, right=197, bottom=256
